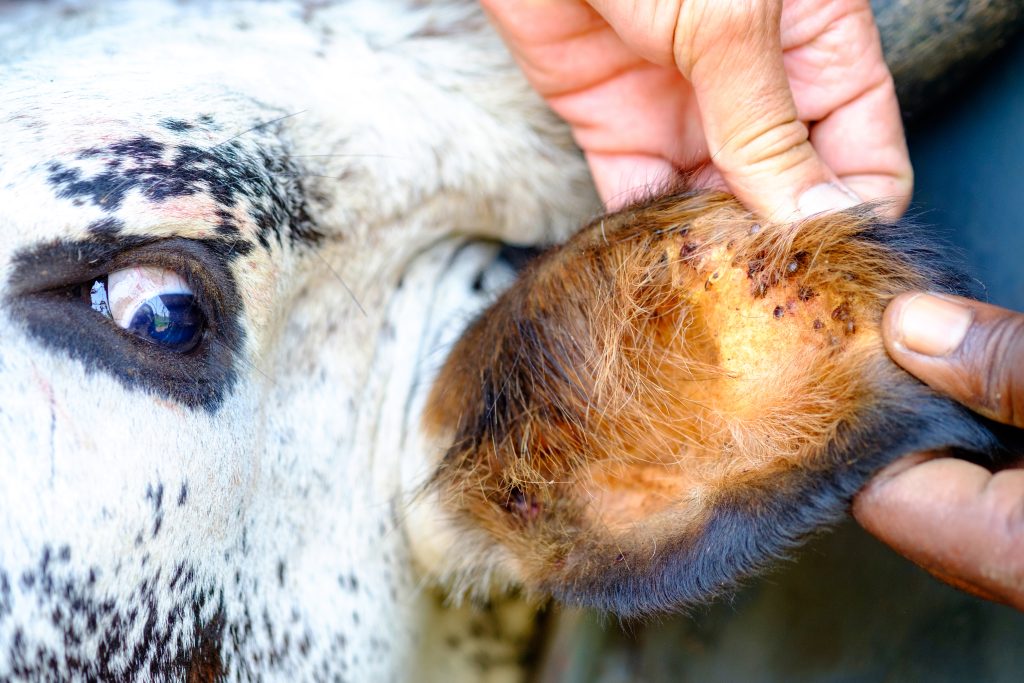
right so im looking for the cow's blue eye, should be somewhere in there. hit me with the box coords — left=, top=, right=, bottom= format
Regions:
left=90, top=267, right=206, bottom=353
left=125, top=293, right=203, bottom=352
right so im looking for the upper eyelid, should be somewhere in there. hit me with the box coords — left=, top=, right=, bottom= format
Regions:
left=7, top=236, right=151, bottom=296
left=8, top=237, right=218, bottom=299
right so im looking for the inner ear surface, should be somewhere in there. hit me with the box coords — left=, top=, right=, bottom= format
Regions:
left=425, top=190, right=1000, bottom=615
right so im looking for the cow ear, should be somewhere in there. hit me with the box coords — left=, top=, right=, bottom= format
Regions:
left=423, top=191, right=1001, bottom=616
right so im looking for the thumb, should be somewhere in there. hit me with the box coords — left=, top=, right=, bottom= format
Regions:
left=883, top=292, right=1024, bottom=428
left=672, top=0, right=858, bottom=221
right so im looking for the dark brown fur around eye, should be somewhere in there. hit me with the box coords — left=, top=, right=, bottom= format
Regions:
left=424, top=190, right=1019, bottom=616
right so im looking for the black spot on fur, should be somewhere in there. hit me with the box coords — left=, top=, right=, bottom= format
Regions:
left=0, top=570, right=11, bottom=621
left=159, top=118, right=194, bottom=132
left=169, top=564, right=186, bottom=591
left=86, top=217, right=124, bottom=236
left=146, top=483, right=165, bottom=512
left=45, top=131, right=321, bottom=248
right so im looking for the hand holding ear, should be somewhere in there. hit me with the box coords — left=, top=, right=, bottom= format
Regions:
left=855, top=294, right=1024, bottom=611
left=481, top=0, right=912, bottom=220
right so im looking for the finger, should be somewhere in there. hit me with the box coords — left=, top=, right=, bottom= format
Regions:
left=782, top=1, right=912, bottom=218
left=883, top=292, right=1024, bottom=427
left=667, top=0, right=859, bottom=221
left=480, top=0, right=636, bottom=98
left=853, top=454, right=1024, bottom=610
left=482, top=0, right=707, bottom=207
left=586, top=153, right=677, bottom=211
left=548, top=65, right=706, bottom=202
left=808, top=76, right=911, bottom=219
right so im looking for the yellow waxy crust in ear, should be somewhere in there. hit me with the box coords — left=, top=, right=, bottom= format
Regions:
left=423, top=191, right=994, bottom=614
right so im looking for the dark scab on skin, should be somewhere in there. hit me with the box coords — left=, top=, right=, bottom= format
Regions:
left=784, top=251, right=808, bottom=277
left=831, top=302, right=857, bottom=335
left=502, top=486, right=541, bottom=522
left=746, top=251, right=781, bottom=299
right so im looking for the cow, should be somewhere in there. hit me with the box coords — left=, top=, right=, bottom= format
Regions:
left=0, top=1, right=1021, bottom=681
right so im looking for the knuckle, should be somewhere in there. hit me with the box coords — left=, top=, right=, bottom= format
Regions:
left=970, top=313, right=1024, bottom=426
left=676, top=0, right=778, bottom=73
left=725, top=117, right=811, bottom=173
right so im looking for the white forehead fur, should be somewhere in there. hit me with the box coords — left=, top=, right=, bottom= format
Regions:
left=0, top=1, right=598, bottom=680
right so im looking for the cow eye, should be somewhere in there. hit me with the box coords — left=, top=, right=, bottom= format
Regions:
left=85, top=267, right=205, bottom=353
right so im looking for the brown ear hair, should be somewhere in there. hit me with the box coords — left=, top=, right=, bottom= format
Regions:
left=424, top=190, right=1015, bottom=616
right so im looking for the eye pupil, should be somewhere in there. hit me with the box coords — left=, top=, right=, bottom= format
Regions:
left=127, top=293, right=203, bottom=352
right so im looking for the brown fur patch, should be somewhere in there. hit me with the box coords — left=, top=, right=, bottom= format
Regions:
left=424, top=191, right=953, bottom=609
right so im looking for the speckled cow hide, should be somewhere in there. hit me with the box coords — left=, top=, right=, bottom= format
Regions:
left=0, top=1, right=597, bottom=680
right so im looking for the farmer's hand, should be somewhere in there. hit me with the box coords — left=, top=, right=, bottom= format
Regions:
left=481, top=0, right=912, bottom=220
left=855, top=293, right=1024, bottom=611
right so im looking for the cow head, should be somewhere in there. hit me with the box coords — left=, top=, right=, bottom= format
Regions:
left=0, top=1, right=595, bottom=679
left=1, top=1, right=1020, bottom=681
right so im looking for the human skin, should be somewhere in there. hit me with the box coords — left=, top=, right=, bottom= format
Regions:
left=855, top=293, right=1024, bottom=611
left=480, top=0, right=912, bottom=220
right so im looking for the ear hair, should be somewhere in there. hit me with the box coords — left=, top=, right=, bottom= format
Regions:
left=424, top=190, right=1018, bottom=616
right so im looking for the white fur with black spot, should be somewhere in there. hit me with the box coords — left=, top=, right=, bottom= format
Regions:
left=0, top=1, right=598, bottom=680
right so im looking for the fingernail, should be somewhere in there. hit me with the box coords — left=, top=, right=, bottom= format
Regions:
left=798, top=182, right=860, bottom=218
left=895, top=293, right=973, bottom=357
